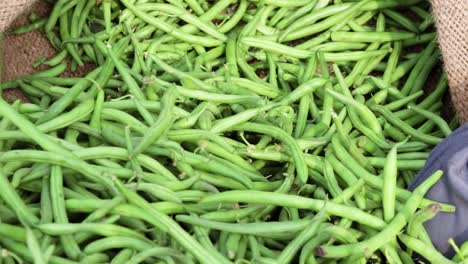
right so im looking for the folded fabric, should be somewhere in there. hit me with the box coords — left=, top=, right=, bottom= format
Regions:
left=409, top=123, right=468, bottom=257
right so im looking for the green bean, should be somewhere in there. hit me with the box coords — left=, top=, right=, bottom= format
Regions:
left=201, top=141, right=256, bottom=171
left=242, top=37, right=311, bottom=59
left=324, top=49, right=391, bottom=62
left=177, top=85, right=258, bottom=104
left=130, top=182, right=181, bottom=203
left=326, top=151, right=359, bottom=186
left=66, top=199, right=184, bottom=216
left=0, top=150, right=115, bottom=193
left=39, top=223, right=149, bottom=242
left=276, top=0, right=318, bottom=30
left=78, top=253, right=109, bottom=264
left=313, top=42, right=369, bottom=52
left=70, top=0, right=86, bottom=39
left=400, top=40, right=437, bottom=95
left=410, top=5, right=430, bottom=18
left=127, top=247, right=186, bottom=264
left=384, top=91, right=423, bottom=111
left=121, top=0, right=223, bottom=47
left=332, top=114, right=375, bottom=173
left=230, top=122, right=307, bottom=184
left=383, top=122, right=406, bottom=141
left=111, top=249, right=134, bottom=264
left=409, top=51, right=440, bottom=95
left=331, top=31, right=415, bottom=42
left=252, top=0, right=312, bottom=7
left=418, top=74, right=448, bottom=110
left=201, top=190, right=386, bottom=229
left=40, top=99, right=95, bottom=133
left=334, top=136, right=449, bottom=209
left=101, top=0, right=112, bottom=34
left=58, top=12, right=83, bottom=66
left=279, top=78, right=328, bottom=106
left=230, top=77, right=280, bottom=98
left=130, top=87, right=176, bottom=157
left=183, top=0, right=204, bottom=15
left=372, top=105, right=443, bottom=145
left=44, top=0, right=67, bottom=48
left=70, top=146, right=177, bottom=181
left=284, top=3, right=351, bottom=38
left=83, top=196, right=125, bottom=223
left=0, top=223, right=30, bottom=242
left=0, top=1, right=455, bottom=262
left=382, top=10, right=419, bottom=33
left=50, top=165, right=81, bottom=259
left=332, top=179, right=366, bottom=205
left=382, top=142, right=400, bottom=222
left=113, top=178, right=230, bottom=264
left=14, top=18, right=47, bottom=34
left=408, top=105, right=452, bottom=137
left=394, top=78, right=446, bottom=122
left=281, top=0, right=371, bottom=42
left=0, top=80, right=18, bottom=90
left=83, top=236, right=154, bottom=254
left=25, top=228, right=45, bottom=264
left=200, top=205, right=263, bottom=222
left=327, top=89, right=382, bottom=135
left=316, top=170, right=443, bottom=258
left=142, top=3, right=226, bottom=41
left=277, top=212, right=326, bottom=264
left=323, top=159, right=342, bottom=197
left=0, top=238, right=79, bottom=264
left=104, top=43, right=146, bottom=101
left=398, top=234, right=452, bottom=264
left=28, top=63, right=67, bottom=78
left=177, top=215, right=316, bottom=239
left=0, top=171, right=39, bottom=226
left=58, top=0, right=81, bottom=16
left=35, top=68, right=100, bottom=124
left=402, top=32, right=437, bottom=47
left=176, top=151, right=255, bottom=188
left=407, top=203, right=440, bottom=247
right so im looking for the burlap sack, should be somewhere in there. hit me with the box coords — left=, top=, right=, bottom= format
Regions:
left=431, top=0, right=468, bottom=122
left=0, top=0, right=37, bottom=32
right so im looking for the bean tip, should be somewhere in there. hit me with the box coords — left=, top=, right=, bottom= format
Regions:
left=429, top=203, right=441, bottom=213
left=315, top=246, right=326, bottom=257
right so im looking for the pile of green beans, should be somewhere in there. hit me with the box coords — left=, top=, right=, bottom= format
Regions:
left=0, top=0, right=462, bottom=263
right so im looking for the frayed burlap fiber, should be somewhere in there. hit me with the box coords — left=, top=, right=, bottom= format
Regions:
left=431, top=0, right=468, bottom=122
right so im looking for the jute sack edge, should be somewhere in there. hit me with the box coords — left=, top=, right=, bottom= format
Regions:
left=431, top=0, right=468, bottom=122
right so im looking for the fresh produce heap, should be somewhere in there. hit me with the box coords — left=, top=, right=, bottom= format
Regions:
left=0, top=0, right=461, bottom=263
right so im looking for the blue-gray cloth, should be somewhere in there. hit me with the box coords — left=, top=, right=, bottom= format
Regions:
left=409, top=123, right=468, bottom=257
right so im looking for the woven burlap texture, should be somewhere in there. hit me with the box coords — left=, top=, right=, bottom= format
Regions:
left=431, top=0, right=468, bottom=122
left=0, top=0, right=38, bottom=32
